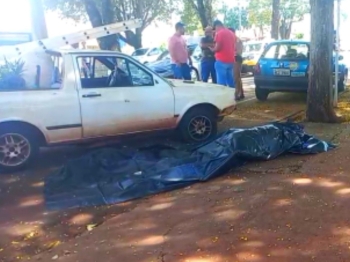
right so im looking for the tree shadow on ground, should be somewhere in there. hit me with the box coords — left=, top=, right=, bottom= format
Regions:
left=3, top=146, right=350, bottom=262
left=0, top=113, right=345, bottom=262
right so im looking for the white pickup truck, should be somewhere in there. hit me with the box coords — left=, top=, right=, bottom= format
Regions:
left=0, top=49, right=236, bottom=171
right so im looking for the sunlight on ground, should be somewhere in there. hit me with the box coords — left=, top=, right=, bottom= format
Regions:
left=213, top=209, right=246, bottom=222
left=31, top=181, right=44, bottom=188
left=19, top=197, right=43, bottom=207
left=316, top=178, right=344, bottom=188
left=336, top=90, right=350, bottom=121
left=5, top=223, right=44, bottom=238
left=135, top=235, right=164, bottom=246
left=274, top=198, right=293, bottom=207
left=291, top=178, right=313, bottom=185
left=69, top=213, right=94, bottom=225
left=148, top=202, right=173, bottom=211
left=180, top=256, right=225, bottom=262
left=2, top=177, right=20, bottom=184
left=335, top=188, right=350, bottom=195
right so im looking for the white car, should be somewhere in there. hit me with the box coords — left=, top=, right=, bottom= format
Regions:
left=0, top=49, right=236, bottom=171
left=131, top=47, right=162, bottom=64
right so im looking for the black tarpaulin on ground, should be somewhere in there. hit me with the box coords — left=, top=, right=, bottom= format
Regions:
left=44, top=122, right=334, bottom=210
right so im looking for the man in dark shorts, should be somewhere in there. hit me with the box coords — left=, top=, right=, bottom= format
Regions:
left=200, top=26, right=217, bottom=83
left=229, top=28, right=244, bottom=100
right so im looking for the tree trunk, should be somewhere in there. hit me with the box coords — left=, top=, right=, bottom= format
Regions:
left=279, top=20, right=293, bottom=39
left=29, top=0, right=48, bottom=40
left=83, top=0, right=120, bottom=50
left=259, top=25, right=264, bottom=38
left=196, top=0, right=210, bottom=28
left=124, top=28, right=142, bottom=49
left=271, top=0, right=280, bottom=40
left=306, top=0, right=338, bottom=123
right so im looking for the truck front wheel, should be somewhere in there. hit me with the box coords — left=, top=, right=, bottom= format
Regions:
left=179, top=106, right=218, bottom=143
left=0, top=127, right=39, bottom=172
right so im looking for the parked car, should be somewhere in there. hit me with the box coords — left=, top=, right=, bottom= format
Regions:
left=131, top=47, right=162, bottom=64
left=253, top=40, right=348, bottom=101
left=0, top=49, right=236, bottom=171
left=241, top=40, right=270, bottom=74
left=147, top=44, right=201, bottom=80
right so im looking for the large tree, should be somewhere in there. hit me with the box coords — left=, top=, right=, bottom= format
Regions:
left=181, top=0, right=217, bottom=29
left=178, top=0, right=203, bottom=34
left=247, top=0, right=272, bottom=37
left=271, top=0, right=280, bottom=39
left=306, top=0, right=338, bottom=123
left=220, top=6, right=249, bottom=30
left=279, top=0, right=309, bottom=39
left=44, top=0, right=174, bottom=50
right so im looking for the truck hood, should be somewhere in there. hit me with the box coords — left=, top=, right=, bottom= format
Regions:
left=169, top=79, right=236, bottom=111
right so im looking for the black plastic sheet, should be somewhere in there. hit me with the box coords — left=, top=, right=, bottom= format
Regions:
left=44, top=122, right=334, bottom=210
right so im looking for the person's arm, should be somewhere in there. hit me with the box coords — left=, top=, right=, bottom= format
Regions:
left=210, top=32, right=222, bottom=53
left=200, top=37, right=211, bottom=49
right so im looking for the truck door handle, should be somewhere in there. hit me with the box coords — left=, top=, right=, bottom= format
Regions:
left=82, top=93, right=101, bottom=98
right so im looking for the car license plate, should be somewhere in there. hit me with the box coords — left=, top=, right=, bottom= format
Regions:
left=291, top=72, right=306, bottom=77
left=273, top=69, right=290, bottom=76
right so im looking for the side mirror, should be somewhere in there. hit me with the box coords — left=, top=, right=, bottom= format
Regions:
left=339, top=55, right=344, bottom=61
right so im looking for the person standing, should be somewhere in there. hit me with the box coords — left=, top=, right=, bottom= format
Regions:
left=168, top=22, right=192, bottom=80
left=210, top=20, right=236, bottom=89
left=200, top=26, right=217, bottom=83
left=229, top=28, right=245, bottom=100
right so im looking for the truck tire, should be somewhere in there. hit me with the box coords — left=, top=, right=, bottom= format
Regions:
left=0, top=126, right=39, bottom=172
left=255, top=86, right=269, bottom=101
left=179, top=106, right=218, bottom=143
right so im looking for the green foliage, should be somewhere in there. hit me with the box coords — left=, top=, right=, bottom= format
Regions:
left=294, top=32, right=304, bottom=39
left=279, top=0, right=309, bottom=39
left=178, top=0, right=219, bottom=30
left=0, top=58, right=25, bottom=79
left=247, top=0, right=272, bottom=28
left=0, top=58, right=26, bottom=89
left=220, top=6, right=249, bottom=30
left=178, top=0, right=202, bottom=34
left=279, top=0, right=309, bottom=23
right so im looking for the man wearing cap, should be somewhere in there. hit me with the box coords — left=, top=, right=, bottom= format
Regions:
left=168, top=22, right=192, bottom=80
left=200, top=26, right=217, bottom=83
left=210, top=20, right=236, bottom=89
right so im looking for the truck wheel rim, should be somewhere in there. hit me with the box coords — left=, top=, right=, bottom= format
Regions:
left=188, top=116, right=212, bottom=141
left=0, top=133, right=31, bottom=167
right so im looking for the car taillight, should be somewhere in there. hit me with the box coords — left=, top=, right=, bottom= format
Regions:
left=254, top=63, right=261, bottom=75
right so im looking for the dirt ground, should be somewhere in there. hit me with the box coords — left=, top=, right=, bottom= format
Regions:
left=1, top=92, right=350, bottom=262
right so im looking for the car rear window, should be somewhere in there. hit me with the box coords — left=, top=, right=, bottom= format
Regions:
left=261, top=43, right=309, bottom=60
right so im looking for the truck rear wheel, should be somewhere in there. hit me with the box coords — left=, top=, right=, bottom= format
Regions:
left=0, top=127, right=39, bottom=172
left=179, top=106, right=218, bottom=143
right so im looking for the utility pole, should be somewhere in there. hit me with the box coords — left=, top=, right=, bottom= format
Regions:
left=334, top=0, right=340, bottom=106
left=29, top=0, right=48, bottom=40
